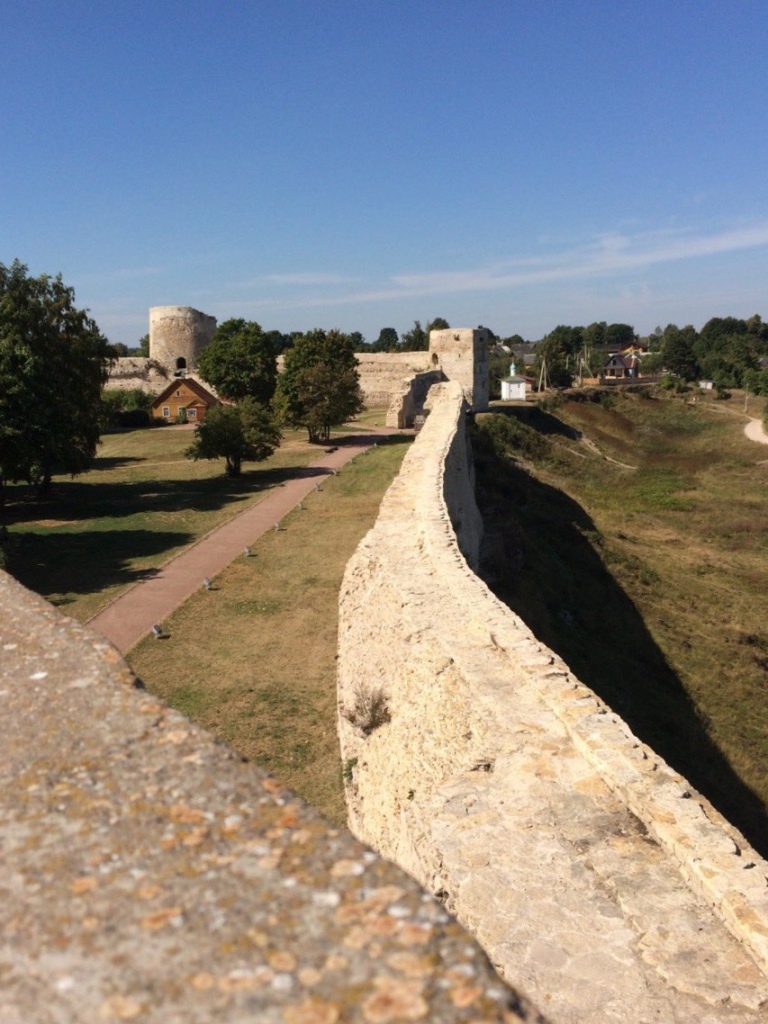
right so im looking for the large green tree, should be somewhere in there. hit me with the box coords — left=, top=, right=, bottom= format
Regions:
left=604, top=323, right=636, bottom=348
left=373, top=327, right=399, bottom=352
left=662, top=325, right=700, bottom=381
left=185, top=398, right=281, bottom=478
left=400, top=320, right=428, bottom=351
left=276, top=329, right=364, bottom=442
left=0, top=260, right=111, bottom=498
left=533, top=325, right=583, bottom=388
left=197, top=319, right=277, bottom=403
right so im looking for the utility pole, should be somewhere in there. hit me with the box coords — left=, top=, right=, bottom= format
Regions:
left=537, top=357, right=548, bottom=393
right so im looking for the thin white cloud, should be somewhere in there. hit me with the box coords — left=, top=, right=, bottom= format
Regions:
left=383, top=223, right=768, bottom=297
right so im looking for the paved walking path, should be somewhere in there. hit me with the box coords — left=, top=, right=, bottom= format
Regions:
left=88, top=429, right=400, bottom=654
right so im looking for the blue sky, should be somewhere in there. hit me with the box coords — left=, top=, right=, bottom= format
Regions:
left=3, top=1, right=768, bottom=344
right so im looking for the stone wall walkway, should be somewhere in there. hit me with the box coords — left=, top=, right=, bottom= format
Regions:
left=339, top=383, right=768, bottom=1023
left=88, top=430, right=398, bottom=654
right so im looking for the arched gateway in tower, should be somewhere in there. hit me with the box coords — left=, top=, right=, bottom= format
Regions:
left=149, top=306, right=217, bottom=377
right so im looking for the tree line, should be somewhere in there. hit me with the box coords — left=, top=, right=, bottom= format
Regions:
left=498, top=317, right=768, bottom=391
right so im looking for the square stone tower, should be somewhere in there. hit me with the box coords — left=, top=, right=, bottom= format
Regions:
left=428, top=328, right=490, bottom=411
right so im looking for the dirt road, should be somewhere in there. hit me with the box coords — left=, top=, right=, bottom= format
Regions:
left=744, top=418, right=768, bottom=445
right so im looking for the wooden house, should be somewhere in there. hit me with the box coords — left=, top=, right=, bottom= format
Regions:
left=151, top=378, right=220, bottom=423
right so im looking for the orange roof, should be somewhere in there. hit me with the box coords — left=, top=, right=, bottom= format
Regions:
left=151, top=378, right=220, bottom=409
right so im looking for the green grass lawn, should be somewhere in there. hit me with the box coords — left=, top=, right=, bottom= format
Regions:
left=475, top=388, right=768, bottom=856
left=128, top=434, right=410, bottom=825
left=2, top=424, right=327, bottom=621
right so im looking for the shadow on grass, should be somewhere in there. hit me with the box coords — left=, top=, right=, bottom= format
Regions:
left=332, top=432, right=413, bottom=449
left=492, top=403, right=583, bottom=440
left=2, top=464, right=324, bottom=527
left=91, top=456, right=146, bottom=471
left=473, top=429, right=768, bottom=858
left=7, top=527, right=193, bottom=607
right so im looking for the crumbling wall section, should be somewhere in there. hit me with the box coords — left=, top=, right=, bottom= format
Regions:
left=354, top=352, right=433, bottom=407
left=385, top=369, right=446, bottom=428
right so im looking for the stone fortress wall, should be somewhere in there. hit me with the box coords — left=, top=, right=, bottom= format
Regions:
left=337, top=380, right=768, bottom=1022
left=0, top=569, right=539, bottom=1024
left=106, top=316, right=485, bottom=420
left=8, top=327, right=768, bottom=1017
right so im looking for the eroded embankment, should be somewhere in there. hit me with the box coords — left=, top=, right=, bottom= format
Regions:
left=337, top=381, right=768, bottom=1023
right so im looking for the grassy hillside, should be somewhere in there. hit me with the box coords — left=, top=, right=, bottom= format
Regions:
left=474, top=389, right=768, bottom=856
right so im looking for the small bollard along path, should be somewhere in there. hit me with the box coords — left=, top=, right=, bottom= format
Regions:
left=88, top=428, right=400, bottom=654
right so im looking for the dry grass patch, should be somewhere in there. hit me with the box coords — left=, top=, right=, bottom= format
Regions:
left=475, top=389, right=768, bottom=856
left=128, top=435, right=410, bottom=824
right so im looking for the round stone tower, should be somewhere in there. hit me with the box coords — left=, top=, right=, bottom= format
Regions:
left=149, top=306, right=217, bottom=376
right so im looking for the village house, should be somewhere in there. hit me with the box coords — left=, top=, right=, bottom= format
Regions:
left=151, top=378, right=220, bottom=423
left=603, top=353, right=640, bottom=380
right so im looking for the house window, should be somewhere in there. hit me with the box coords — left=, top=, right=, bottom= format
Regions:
left=162, top=406, right=170, bottom=418
left=175, top=390, right=181, bottom=397
left=187, top=408, right=197, bottom=419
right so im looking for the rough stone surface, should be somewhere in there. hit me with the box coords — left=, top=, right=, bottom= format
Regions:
left=385, top=370, right=445, bottom=428
left=105, top=358, right=170, bottom=393
left=337, top=381, right=768, bottom=1022
left=428, top=329, right=490, bottom=411
left=352, top=353, right=433, bottom=407
left=0, top=571, right=544, bottom=1023
left=149, top=305, right=217, bottom=374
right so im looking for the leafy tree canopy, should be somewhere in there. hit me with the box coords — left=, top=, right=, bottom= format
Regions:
left=276, top=329, right=364, bottom=442
left=185, top=398, right=281, bottom=478
left=542, top=325, right=584, bottom=357
left=604, top=323, right=636, bottom=348
left=197, top=319, right=277, bottom=403
left=700, top=316, right=749, bottom=344
left=427, top=317, right=450, bottom=332
left=0, top=259, right=111, bottom=497
left=583, top=321, right=607, bottom=348
left=373, top=327, right=399, bottom=352
left=262, top=329, right=294, bottom=356
left=534, top=326, right=580, bottom=388
left=662, top=325, right=700, bottom=381
left=400, top=320, right=428, bottom=351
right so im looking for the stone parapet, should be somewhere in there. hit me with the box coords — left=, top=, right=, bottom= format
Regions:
left=0, top=570, right=542, bottom=1023
left=337, top=381, right=768, bottom=1022
left=353, top=353, right=433, bottom=407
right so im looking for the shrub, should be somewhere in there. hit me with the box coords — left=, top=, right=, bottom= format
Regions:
left=342, top=684, right=390, bottom=736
